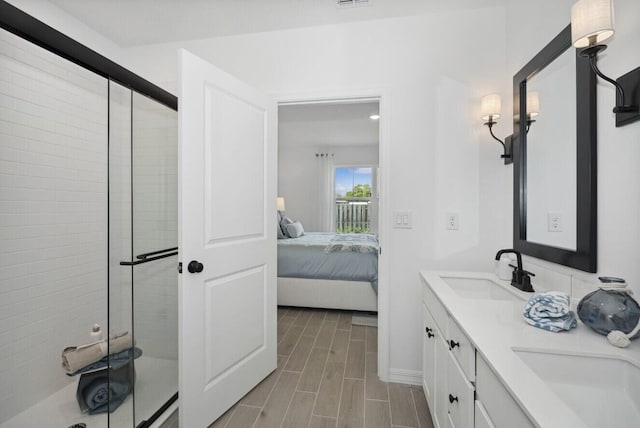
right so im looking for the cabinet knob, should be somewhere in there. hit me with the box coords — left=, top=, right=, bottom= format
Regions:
left=448, top=394, right=458, bottom=404
left=425, top=327, right=434, bottom=338
left=448, top=340, right=460, bottom=350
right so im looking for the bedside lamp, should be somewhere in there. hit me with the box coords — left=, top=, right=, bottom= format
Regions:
left=277, top=197, right=286, bottom=213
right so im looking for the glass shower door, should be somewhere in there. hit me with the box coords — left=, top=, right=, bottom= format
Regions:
left=131, top=92, right=178, bottom=426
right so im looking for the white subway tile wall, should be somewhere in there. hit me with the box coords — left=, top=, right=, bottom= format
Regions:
left=132, top=94, right=178, bottom=361
left=0, top=29, right=109, bottom=422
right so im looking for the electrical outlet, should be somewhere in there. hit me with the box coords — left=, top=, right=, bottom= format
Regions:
left=446, top=212, right=459, bottom=230
left=548, top=212, right=562, bottom=232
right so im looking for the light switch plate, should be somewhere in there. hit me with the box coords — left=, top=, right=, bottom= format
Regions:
left=393, top=211, right=412, bottom=229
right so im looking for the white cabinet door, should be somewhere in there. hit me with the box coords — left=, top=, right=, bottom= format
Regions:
left=447, top=351, right=475, bottom=428
left=434, top=332, right=449, bottom=428
left=422, top=304, right=437, bottom=409
left=179, top=49, right=277, bottom=427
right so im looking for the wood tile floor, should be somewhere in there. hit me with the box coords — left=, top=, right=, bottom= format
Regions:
left=208, top=307, right=434, bottom=428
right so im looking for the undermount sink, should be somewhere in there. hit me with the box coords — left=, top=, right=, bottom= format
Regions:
left=442, top=276, right=527, bottom=301
left=514, top=348, right=640, bottom=428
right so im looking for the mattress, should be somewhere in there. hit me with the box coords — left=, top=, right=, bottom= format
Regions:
left=277, top=232, right=378, bottom=293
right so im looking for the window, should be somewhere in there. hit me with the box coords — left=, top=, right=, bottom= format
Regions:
left=335, top=166, right=373, bottom=233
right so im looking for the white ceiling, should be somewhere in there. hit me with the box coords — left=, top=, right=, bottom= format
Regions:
left=279, top=101, right=379, bottom=148
left=47, top=0, right=506, bottom=47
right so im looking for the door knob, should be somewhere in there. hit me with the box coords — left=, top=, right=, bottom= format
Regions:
left=425, top=327, right=434, bottom=338
left=448, top=340, right=460, bottom=350
left=448, top=394, right=458, bottom=404
left=188, top=260, right=204, bottom=273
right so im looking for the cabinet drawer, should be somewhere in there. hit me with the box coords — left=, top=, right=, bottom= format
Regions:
left=475, top=401, right=496, bottom=428
left=423, top=282, right=447, bottom=334
left=446, top=351, right=474, bottom=428
left=476, top=354, right=534, bottom=428
left=447, top=317, right=475, bottom=382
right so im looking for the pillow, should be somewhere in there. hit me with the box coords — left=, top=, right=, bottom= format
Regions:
left=280, top=216, right=294, bottom=238
left=286, top=221, right=304, bottom=238
left=277, top=212, right=286, bottom=239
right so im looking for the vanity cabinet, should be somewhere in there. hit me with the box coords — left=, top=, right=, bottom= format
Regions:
left=422, top=285, right=474, bottom=428
left=422, top=280, right=531, bottom=428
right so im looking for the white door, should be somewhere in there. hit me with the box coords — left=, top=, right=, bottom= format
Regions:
left=178, top=49, right=277, bottom=427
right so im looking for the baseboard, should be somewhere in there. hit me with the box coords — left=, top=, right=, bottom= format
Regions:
left=388, top=368, right=422, bottom=385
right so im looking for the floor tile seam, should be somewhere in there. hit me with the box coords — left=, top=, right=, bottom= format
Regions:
left=277, top=374, right=304, bottom=428
left=409, top=388, right=423, bottom=428
left=247, top=360, right=288, bottom=426
left=343, top=375, right=364, bottom=381
left=215, top=404, right=238, bottom=428
left=292, top=322, right=324, bottom=393
left=288, top=329, right=322, bottom=376
left=333, top=352, right=348, bottom=426
left=281, top=323, right=307, bottom=359
left=292, top=310, right=314, bottom=330
left=365, top=398, right=390, bottom=403
left=305, top=330, right=335, bottom=427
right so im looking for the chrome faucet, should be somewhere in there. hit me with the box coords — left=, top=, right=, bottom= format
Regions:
left=495, top=249, right=535, bottom=292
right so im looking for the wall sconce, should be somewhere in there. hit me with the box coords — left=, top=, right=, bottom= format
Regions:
left=277, top=196, right=286, bottom=213
left=571, top=0, right=640, bottom=126
left=526, top=91, right=539, bottom=133
left=481, top=94, right=513, bottom=165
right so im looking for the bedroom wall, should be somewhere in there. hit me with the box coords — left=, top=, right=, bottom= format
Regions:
left=122, top=7, right=512, bottom=377
left=278, top=144, right=379, bottom=233
left=505, top=0, right=640, bottom=298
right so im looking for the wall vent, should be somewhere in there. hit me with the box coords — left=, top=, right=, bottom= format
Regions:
left=337, top=0, right=369, bottom=7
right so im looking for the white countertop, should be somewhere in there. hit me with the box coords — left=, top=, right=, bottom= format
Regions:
left=420, top=270, right=640, bottom=428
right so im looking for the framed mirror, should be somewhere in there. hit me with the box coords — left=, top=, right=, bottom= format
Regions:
left=512, top=25, right=597, bottom=272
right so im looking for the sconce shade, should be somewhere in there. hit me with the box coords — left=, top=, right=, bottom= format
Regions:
left=481, top=94, right=501, bottom=121
left=571, top=0, right=615, bottom=48
left=277, top=197, right=286, bottom=211
left=527, top=91, right=540, bottom=118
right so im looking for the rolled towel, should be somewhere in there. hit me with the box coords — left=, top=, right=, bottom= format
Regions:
left=523, top=291, right=577, bottom=332
left=82, top=376, right=131, bottom=414
left=62, top=332, right=133, bottom=374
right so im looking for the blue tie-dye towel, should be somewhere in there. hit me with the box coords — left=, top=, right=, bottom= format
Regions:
left=523, top=291, right=577, bottom=332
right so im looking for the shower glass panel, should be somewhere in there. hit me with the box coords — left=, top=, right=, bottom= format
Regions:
left=108, top=80, right=134, bottom=427
left=131, top=92, right=178, bottom=426
left=0, top=28, right=109, bottom=428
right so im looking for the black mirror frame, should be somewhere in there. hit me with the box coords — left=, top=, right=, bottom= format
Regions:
left=512, top=25, right=597, bottom=273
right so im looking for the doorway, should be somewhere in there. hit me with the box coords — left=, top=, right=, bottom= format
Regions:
left=276, top=96, right=389, bottom=381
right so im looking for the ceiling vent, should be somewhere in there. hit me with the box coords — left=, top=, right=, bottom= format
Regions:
left=337, top=0, right=369, bottom=7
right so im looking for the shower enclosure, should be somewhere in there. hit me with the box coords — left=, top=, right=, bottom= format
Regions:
left=0, top=9, right=178, bottom=428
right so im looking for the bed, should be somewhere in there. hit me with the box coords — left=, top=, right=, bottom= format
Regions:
left=277, top=232, right=378, bottom=311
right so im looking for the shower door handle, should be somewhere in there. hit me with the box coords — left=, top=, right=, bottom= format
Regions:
left=188, top=260, right=204, bottom=273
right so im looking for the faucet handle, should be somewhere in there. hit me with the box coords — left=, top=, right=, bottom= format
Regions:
left=522, top=269, right=535, bottom=277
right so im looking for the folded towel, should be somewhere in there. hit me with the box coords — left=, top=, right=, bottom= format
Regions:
left=523, top=291, right=577, bottom=332
left=62, top=332, right=133, bottom=374
left=68, top=347, right=142, bottom=376
left=82, top=376, right=131, bottom=414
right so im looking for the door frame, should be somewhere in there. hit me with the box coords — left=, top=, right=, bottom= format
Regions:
left=277, top=89, right=390, bottom=381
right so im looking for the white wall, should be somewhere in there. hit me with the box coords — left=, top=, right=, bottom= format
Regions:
left=5, top=0, right=125, bottom=65
left=506, top=0, right=640, bottom=298
left=123, top=7, right=511, bottom=376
